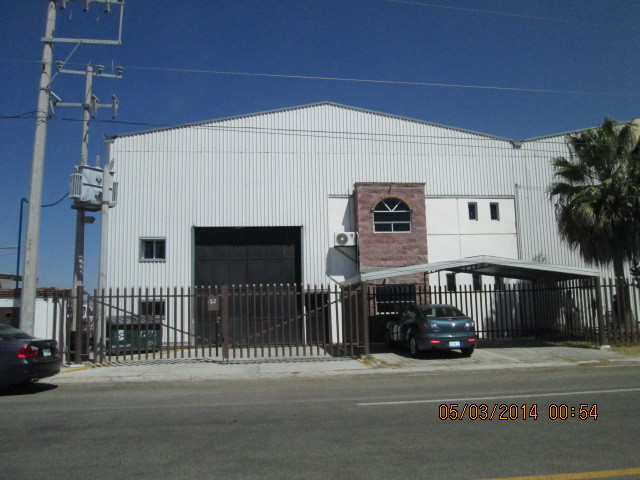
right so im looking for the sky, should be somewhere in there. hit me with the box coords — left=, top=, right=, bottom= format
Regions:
left=1, top=0, right=639, bottom=290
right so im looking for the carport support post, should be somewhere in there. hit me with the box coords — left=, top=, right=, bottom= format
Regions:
left=361, top=281, right=370, bottom=356
left=594, top=277, right=607, bottom=346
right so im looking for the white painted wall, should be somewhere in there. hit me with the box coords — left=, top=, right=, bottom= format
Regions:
left=426, top=197, right=518, bottom=287
left=426, top=197, right=517, bottom=261
left=0, top=297, right=62, bottom=339
left=326, top=196, right=357, bottom=284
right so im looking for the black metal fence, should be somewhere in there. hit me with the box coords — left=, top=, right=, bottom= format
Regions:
left=80, top=283, right=367, bottom=363
left=367, top=277, right=640, bottom=344
left=3, top=277, right=638, bottom=365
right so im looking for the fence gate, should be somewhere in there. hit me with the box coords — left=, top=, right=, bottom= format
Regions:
left=85, top=283, right=366, bottom=363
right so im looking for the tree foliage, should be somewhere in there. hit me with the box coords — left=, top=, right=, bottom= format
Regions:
left=548, top=118, right=640, bottom=278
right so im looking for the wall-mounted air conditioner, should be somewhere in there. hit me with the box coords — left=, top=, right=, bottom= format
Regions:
left=334, top=232, right=357, bottom=247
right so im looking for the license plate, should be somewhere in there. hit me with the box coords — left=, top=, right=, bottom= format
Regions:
left=42, top=348, right=52, bottom=357
left=448, top=341, right=461, bottom=348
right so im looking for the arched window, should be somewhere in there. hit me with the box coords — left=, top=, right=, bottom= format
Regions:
left=373, top=198, right=411, bottom=232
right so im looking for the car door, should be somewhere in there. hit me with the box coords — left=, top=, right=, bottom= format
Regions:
left=398, top=307, right=418, bottom=344
left=389, top=310, right=409, bottom=343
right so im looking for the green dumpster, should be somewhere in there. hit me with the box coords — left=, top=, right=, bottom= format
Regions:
left=106, top=315, right=163, bottom=353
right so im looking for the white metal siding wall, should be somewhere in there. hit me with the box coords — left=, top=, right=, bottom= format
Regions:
left=105, top=104, right=597, bottom=290
left=514, top=136, right=586, bottom=266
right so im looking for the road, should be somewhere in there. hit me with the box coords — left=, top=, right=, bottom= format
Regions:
left=1, top=365, right=639, bottom=480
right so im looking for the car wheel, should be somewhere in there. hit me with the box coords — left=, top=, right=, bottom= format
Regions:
left=409, top=336, right=419, bottom=357
left=461, top=347, right=474, bottom=357
left=384, top=330, right=393, bottom=348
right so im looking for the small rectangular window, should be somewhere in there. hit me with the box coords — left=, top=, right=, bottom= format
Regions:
left=140, top=300, right=165, bottom=317
left=472, top=273, right=482, bottom=291
left=495, top=276, right=504, bottom=291
left=490, top=202, right=500, bottom=220
left=140, top=238, right=166, bottom=261
left=468, top=202, right=478, bottom=220
left=446, top=273, right=457, bottom=292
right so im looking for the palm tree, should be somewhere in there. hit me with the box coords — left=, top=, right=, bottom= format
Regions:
left=549, top=118, right=640, bottom=330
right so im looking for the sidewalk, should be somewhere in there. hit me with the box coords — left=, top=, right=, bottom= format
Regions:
left=53, top=340, right=640, bottom=385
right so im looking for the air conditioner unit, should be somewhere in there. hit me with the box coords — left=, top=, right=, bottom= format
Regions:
left=334, top=232, right=357, bottom=247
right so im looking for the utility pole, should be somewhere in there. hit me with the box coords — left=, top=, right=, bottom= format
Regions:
left=20, top=0, right=57, bottom=334
left=20, top=0, right=125, bottom=336
left=97, top=156, right=114, bottom=363
left=57, top=63, right=121, bottom=362
left=73, top=66, right=93, bottom=306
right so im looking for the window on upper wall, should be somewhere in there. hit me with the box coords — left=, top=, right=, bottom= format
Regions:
left=472, top=273, right=482, bottom=291
left=490, top=202, right=500, bottom=221
left=468, top=202, right=478, bottom=220
left=446, top=273, right=457, bottom=292
left=140, top=238, right=166, bottom=262
left=373, top=198, right=412, bottom=232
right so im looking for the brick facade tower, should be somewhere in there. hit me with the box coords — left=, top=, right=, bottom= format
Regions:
left=354, top=183, right=428, bottom=285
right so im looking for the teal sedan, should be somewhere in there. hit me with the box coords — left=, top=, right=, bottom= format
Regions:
left=385, top=304, right=478, bottom=357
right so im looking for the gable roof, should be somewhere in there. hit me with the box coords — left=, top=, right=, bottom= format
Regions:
left=106, top=101, right=615, bottom=145
left=106, top=101, right=514, bottom=143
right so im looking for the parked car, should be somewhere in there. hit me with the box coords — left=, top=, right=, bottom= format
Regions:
left=0, top=324, right=62, bottom=388
left=385, top=304, right=478, bottom=357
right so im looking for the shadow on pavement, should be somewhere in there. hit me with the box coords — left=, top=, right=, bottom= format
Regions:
left=368, top=338, right=560, bottom=357
left=0, top=382, right=59, bottom=397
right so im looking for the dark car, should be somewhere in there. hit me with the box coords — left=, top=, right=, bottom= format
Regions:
left=385, top=304, right=478, bottom=357
left=0, top=324, right=62, bottom=388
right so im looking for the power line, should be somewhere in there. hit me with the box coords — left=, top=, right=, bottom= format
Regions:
left=120, top=65, right=640, bottom=98
left=49, top=113, right=631, bottom=149
left=0, top=111, right=36, bottom=119
left=383, top=0, right=640, bottom=32
left=1, top=58, right=638, bottom=98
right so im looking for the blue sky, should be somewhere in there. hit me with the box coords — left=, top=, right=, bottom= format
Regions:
left=1, top=0, right=639, bottom=290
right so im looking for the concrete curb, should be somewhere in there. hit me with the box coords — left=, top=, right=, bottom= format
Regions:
left=52, top=345, right=640, bottom=385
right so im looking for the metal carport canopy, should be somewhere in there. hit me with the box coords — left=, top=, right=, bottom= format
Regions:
left=342, top=255, right=600, bottom=285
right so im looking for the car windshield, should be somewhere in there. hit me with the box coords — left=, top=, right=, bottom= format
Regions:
left=419, top=306, right=466, bottom=318
left=0, top=324, right=33, bottom=340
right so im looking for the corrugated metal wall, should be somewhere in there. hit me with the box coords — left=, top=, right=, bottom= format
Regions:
left=105, top=103, right=603, bottom=290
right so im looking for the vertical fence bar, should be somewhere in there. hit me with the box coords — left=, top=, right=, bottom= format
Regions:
left=238, top=285, right=244, bottom=358
left=52, top=291, right=59, bottom=359
left=312, top=285, right=318, bottom=355
left=209, top=286, right=215, bottom=358
left=250, top=284, right=256, bottom=358
left=300, top=284, right=306, bottom=356
left=266, top=284, right=272, bottom=358
left=111, top=288, right=117, bottom=362
left=245, top=285, right=251, bottom=357
left=594, top=277, right=606, bottom=346
left=278, top=284, right=285, bottom=357
left=631, top=278, right=640, bottom=342
left=221, top=285, right=229, bottom=363
left=361, top=282, right=369, bottom=356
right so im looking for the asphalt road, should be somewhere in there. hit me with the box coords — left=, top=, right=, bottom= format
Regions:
left=1, top=365, right=639, bottom=480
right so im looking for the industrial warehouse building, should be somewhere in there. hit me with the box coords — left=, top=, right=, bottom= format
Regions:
left=101, top=101, right=597, bottom=292
left=51, top=100, right=639, bottom=360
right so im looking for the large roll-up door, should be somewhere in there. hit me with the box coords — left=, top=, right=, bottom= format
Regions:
left=194, top=227, right=301, bottom=287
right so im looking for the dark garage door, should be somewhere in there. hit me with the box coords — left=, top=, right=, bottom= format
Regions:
left=194, top=227, right=301, bottom=287
left=194, top=227, right=302, bottom=346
